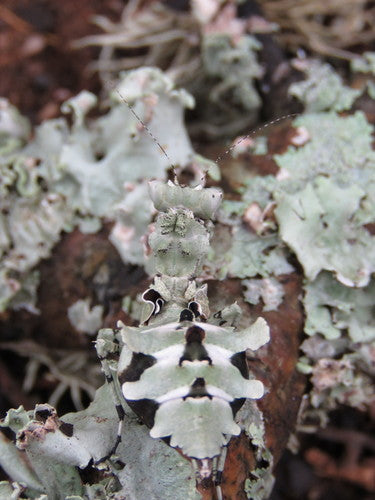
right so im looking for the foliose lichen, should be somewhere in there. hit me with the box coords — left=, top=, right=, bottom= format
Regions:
left=67, top=299, right=104, bottom=336
left=351, top=51, right=375, bottom=74
left=229, top=62, right=375, bottom=425
left=289, top=59, right=361, bottom=112
left=350, top=51, right=375, bottom=99
left=302, top=272, right=375, bottom=343
left=242, top=277, right=285, bottom=312
left=1, top=67, right=270, bottom=499
left=73, top=2, right=264, bottom=136
left=0, top=67, right=198, bottom=313
left=0, top=385, right=200, bottom=500
left=202, top=34, right=263, bottom=113
left=237, top=400, right=275, bottom=500
left=1, top=54, right=374, bottom=499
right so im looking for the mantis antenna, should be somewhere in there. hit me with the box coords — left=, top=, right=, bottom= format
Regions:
left=113, top=87, right=179, bottom=184
left=113, top=79, right=300, bottom=180
left=215, top=113, right=300, bottom=163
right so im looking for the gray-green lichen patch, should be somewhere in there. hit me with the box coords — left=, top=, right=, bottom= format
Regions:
left=289, top=59, right=361, bottom=112
left=231, top=135, right=268, bottom=158
left=351, top=51, right=375, bottom=74
left=298, top=353, right=374, bottom=415
left=0, top=385, right=199, bottom=500
left=367, top=81, right=375, bottom=100
left=236, top=401, right=275, bottom=500
left=274, top=111, right=375, bottom=188
left=0, top=405, right=85, bottom=500
left=0, top=481, right=25, bottom=500
left=0, top=113, right=65, bottom=312
left=67, top=299, right=104, bottom=335
left=0, top=97, right=30, bottom=151
left=2, top=191, right=71, bottom=273
left=210, top=175, right=291, bottom=281
left=303, top=272, right=375, bottom=342
left=227, top=230, right=293, bottom=279
left=0, top=430, right=43, bottom=495
left=121, top=294, right=144, bottom=323
left=218, top=176, right=276, bottom=232
left=221, top=93, right=375, bottom=425
left=298, top=272, right=375, bottom=419
left=270, top=107, right=375, bottom=420
left=242, top=277, right=284, bottom=311
left=275, top=176, right=375, bottom=286
left=202, top=34, right=263, bottom=113
left=0, top=68, right=198, bottom=313
left=245, top=470, right=275, bottom=500
left=273, top=112, right=375, bottom=287
left=350, top=52, right=375, bottom=99
left=211, top=173, right=291, bottom=282
left=240, top=176, right=277, bottom=212
left=109, top=182, right=154, bottom=266
left=0, top=269, right=40, bottom=314
left=39, top=70, right=194, bottom=218
left=207, top=67, right=375, bottom=449
left=115, top=413, right=201, bottom=500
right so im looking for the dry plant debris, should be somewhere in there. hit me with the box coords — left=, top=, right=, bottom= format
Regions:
left=260, top=0, right=375, bottom=59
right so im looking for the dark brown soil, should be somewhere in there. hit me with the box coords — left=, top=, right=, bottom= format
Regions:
left=0, top=0, right=123, bottom=123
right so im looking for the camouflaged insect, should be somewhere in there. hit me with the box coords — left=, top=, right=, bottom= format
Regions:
left=96, top=178, right=270, bottom=494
